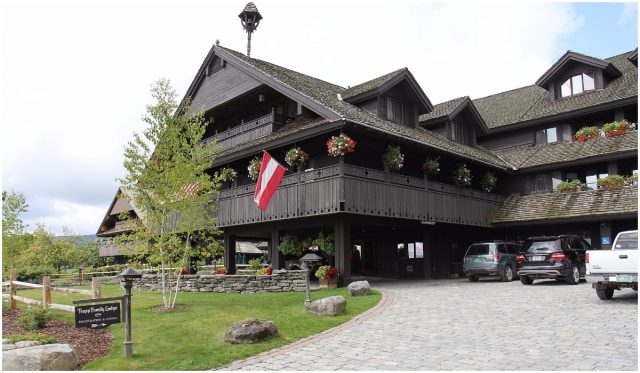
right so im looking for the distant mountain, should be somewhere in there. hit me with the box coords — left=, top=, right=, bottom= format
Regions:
left=52, top=234, right=100, bottom=242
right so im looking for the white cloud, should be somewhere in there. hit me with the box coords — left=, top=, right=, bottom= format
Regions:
left=619, top=2, right=638, bottom=26
left=1, top=0, right=588, bottom=235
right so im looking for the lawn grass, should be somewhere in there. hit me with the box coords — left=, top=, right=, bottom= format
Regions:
left=12, top=285, right=381, bottom=370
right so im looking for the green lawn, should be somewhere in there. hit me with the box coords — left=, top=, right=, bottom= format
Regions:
left=12, top=285, right=381, bottom=370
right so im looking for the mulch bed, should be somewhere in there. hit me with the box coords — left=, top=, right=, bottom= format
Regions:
left=2, top=309, right=113, bottom=366
left=149, top=304, right=190, bottom=312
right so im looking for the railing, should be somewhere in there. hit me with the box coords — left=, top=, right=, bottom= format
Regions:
left=199, top=111, right=278, bottom=151
left=215, top=163, right=504, bottom=227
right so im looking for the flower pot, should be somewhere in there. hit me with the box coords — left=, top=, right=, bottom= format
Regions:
left=319, top=277, right=338, bottom=289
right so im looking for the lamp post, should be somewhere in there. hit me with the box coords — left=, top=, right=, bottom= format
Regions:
left=238, top=2, right=263, bottom=57
left=119, top=268, right=142, bottom=358
left=300, top=253, right=323, bottom=307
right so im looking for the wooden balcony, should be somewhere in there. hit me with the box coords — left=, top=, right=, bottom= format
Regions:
left=214, top=164, right=504, bottom=228
left=200, top=111, right=292, bottom=151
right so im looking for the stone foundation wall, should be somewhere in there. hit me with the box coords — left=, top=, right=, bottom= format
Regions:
left=127, top=270, right=307, bottom=293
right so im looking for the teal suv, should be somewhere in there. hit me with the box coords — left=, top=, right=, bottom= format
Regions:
left=463, top=241, right=521, bottom=282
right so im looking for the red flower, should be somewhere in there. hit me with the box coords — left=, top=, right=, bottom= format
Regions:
left=326, top=267, right=338, bottom=278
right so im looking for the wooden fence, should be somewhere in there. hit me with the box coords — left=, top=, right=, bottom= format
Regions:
left=2, top=272, right=101, bottom=313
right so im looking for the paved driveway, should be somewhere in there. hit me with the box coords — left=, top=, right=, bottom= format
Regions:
left=223, top=279, right=638, bottom=371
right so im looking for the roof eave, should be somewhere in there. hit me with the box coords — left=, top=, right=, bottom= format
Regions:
left=535, top=51, right=621, bottom=88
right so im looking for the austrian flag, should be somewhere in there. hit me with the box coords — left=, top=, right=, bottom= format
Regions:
left=254, top=151, right=287, bottom=211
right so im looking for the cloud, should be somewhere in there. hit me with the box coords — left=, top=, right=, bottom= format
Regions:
left=0, top=0, right=588, bottom=235
left=619, top=2, right=638, bottom=26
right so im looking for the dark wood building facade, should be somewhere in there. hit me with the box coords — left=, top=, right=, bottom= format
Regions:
left=102, top=45, right=638, bottom=281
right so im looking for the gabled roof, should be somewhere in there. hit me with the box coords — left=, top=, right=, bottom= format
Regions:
left=341, top=68, right=433, bottom=113
left=628, top=48, right=638, bottom=65
left=535, top=50, right=622, bottom=88
left=185, top=45, right=509, bottom=169
left=491, top=131, right=638, bottom=170
left=492, top=186, right=637, bottom=225
left=419, top=96, right=489, bottom=133
left=96, top=186, right=144, bottom=237
left=474, top=51, right=637, bottom=130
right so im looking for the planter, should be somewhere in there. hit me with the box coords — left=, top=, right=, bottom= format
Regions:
left=319, top=277, right=338, bottom=289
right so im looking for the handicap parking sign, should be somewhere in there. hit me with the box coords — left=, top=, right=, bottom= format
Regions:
left=602, top=236, right=611, bottom=245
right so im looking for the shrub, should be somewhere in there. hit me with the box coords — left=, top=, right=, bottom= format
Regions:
left=422, top=156, right=440, bottom=175
left=248, top=258, right=262, bottom=272
left=15, top=265, right=56, bottom=282
left=452, top=163, right=472, bottom=188
left=383, top=145, right=404, bottom=170
left=574, top=126, right=601, bottom=142
left=557, top=179, right=584, bottom=192
left=602, top=120, right=634, bottom=138
left=6, top=333, right=56, bottom=345
left=479, top=171, right=497, bottom=192
left=16, top=307, right=51, bottom=330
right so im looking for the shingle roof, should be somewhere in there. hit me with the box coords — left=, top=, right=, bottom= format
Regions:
left=492, top=131, right=638, bottom=170
left=474, top=51, right=638, bottom=129
left=419, top=96, right=468, bottom=122
left=217, top=46, right=509, bottom=169
left=341, top=68, right=407, bottom=100
left=492, top=186, right=638, bottom=224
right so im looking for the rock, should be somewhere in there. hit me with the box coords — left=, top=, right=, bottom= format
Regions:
left=15, top=340, right=41, bottom=348
left=3, top=344, right=16, bottom=351
left=224, top=319, right=277, bottom=344
left=2, top=343, right=79, bottom=371
left=348, top=280, right=372, bottom=296
left=306, top=296, right=347, bottom=316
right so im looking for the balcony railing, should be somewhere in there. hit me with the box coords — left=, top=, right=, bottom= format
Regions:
left=199, top=111, right=293, bottom=151
left=214, top=163, right=504, bottom=228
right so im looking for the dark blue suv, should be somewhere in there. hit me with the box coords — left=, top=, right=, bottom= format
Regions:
left=463, top=241, right=521, bottom=282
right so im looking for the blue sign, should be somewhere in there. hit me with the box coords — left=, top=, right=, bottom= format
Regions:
left=602, top=236, right=611, bottom=245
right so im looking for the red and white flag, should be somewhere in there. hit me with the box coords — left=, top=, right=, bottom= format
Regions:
left=254, top=151, right=287, bottom=211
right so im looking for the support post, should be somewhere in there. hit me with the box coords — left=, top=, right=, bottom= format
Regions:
left=223, top=232, right=237, bottom=274
left=79, top=265, right=84, bottom=285
left=123, top=286, right=133, bottom=358
left=334, top=215, right=352, bottom=284
left=92, top=278, right=101, bottom=299
left=270, top=227, right=281, bottom=269
left=42, top=276, right=51, bottom=308
left=10, top=272, right=16, bottom=310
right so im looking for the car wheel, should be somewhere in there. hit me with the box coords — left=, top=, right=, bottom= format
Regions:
left=501, top=265, right=514, bottom=282
left=566, top=265, right=580, bottom=285
left=596, top=287, right=614, bottom=300
left=467, top=275, right=479, bottom=282
left=520, top=275, right=533, bottom=285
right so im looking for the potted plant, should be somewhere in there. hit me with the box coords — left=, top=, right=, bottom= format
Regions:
left=383, top=145, right=404, bottom=171
left=326, top=133, right=356, bottom=158
left=597, top=175, right=626, bottom=190
left=315, top=265, right=338, bottom=289
left=452, top=163, right=472, bottom=188
left=211, top=267, right=227, bottom=275
left=261, top=267, right=273, bottom=275
left=557, top=179, right=584, bottom=192
left=625, top=173, right=638, bottom=186
left=573, top=126, right=601, bottom=142
left=422, top=156, right=440, bottom=175
left=285, top=147, right=309, bottom=172
left=479, top=171, right=497, bottom=192
left=247, top=157, right=262, bottom=181
left=218, top=167, right=238, bottom=187
left=603, top=120, right=634, bottom=138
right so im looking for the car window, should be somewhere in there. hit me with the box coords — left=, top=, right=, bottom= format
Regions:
left=509, top=244, right=520, bottom=253
left=568, top=237, right=582, bottom=251
left=523, top=239, right=561, bottom=253
left=466, top=244, right=490, bottom=256
left=579, top=239, right=592, bottom=251
left=615, top=232, right=638, bottom=250
left=498, top=244, right=508, bottom=254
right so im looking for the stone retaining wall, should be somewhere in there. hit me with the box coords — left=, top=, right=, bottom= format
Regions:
left=127, top=270, right=307, bottom=293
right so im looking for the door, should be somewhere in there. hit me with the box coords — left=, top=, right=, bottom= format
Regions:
left=397, top=241, right=425, bottom=278
left=353, top=240, right=376, bottom=276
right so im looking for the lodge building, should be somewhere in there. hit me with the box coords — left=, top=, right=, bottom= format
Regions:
left=97, top=43, right=638, bottom=281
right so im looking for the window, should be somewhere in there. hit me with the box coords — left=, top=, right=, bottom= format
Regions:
left=586, top=170, right=608, bottom=190
left=451, top=120, right=465, bottom=143
left=402, top=242, right=425, bottom=259
left=526, top=174, right=551, bottom=194
left=385, top=96, right=403, bottom=123
left=535, top=127, right=558, bottom=145
left=560, top=72, right=595, bottom=98
left=552, top=171, right=562, bottom=191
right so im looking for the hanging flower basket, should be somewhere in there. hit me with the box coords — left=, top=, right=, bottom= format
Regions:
left=422, top=156, right=440, bottom=175
left=218, top=167, right=238, bottom=182
left=383, top=145, right=404, bottom=170
left=480, top=171, right=497, bottom=192
left=452, top=163, right=472, bottom=188
left=285, top=147, right=309, bottom=167
left=326, top=133, right=356, bottom=157
left=247, top=157, right=262, bottom=181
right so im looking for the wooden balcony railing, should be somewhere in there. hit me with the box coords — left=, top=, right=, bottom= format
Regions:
left=214, top=163, right=504, bottom=228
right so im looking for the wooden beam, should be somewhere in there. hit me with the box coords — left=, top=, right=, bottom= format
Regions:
left=270, top=226, right=281, bottom=269
left=334, top=214, right=352, bottom=283
left=223, top=232, right=237, bottom=274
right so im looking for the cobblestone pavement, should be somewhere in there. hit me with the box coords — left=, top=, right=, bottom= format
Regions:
left=222, top=279, right=637, bottom=371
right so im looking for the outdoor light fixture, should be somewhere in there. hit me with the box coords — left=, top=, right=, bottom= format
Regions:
left=300, top=252, right=323, bottom=307
left=119, top=267, right=142, bottom=358
left=258, top=94, right=265, bottom=102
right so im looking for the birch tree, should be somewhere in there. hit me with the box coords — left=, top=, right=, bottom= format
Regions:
left=118, top=79, right=222, bottom=309
left=2, top=190, right=29, bottom=274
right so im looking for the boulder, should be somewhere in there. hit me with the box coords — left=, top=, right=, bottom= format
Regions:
left=14, top=340, right=41, bottom=348
left=2, top=343, right=79, bottom=371
left=306, top=296, right=346, bottom=316
left=348, top=280, right=372, bottom=296
left=224, top=319, right=277, bottom=344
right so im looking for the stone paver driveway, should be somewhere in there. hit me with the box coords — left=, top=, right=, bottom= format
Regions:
left=223, top=279, right=637, bottom=371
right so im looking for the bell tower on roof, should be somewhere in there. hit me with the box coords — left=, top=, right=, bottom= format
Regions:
left=238, top=2, right=263, bottom=57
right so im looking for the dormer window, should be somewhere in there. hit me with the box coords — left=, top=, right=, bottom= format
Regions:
left=535, top=126, right=558, bottom=145
left=559, top=72, right=595, bottom=98
left=385, top=96, right=403, bottom=123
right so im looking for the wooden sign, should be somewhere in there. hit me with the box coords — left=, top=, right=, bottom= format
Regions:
left=75, top=302, right=121, bottom=329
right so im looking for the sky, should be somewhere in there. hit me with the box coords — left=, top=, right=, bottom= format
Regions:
left=1, top=0, right=638, bottom=235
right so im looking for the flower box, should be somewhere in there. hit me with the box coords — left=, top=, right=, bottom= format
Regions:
left=319, top=277, right=338, bottom=289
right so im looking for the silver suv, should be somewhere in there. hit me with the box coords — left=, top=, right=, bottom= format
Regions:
left=463, top=241, right=521, bottom=282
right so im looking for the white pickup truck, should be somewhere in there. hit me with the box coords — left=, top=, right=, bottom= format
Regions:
left=586, top=230, right=638, bottom=300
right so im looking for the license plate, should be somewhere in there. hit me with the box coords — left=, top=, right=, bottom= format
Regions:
left=474, top=258, right=482, bottom=263
left=532, top=255, right=545, bottom=261
left=616, top=274, right=635, bottom=282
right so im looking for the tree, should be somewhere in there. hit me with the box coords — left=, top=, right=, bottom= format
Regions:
left=118, top=79, right=222, bottom=308
left=21, top=225, right=79, bottom=272
left=2, top=190, right=29, bottom=274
